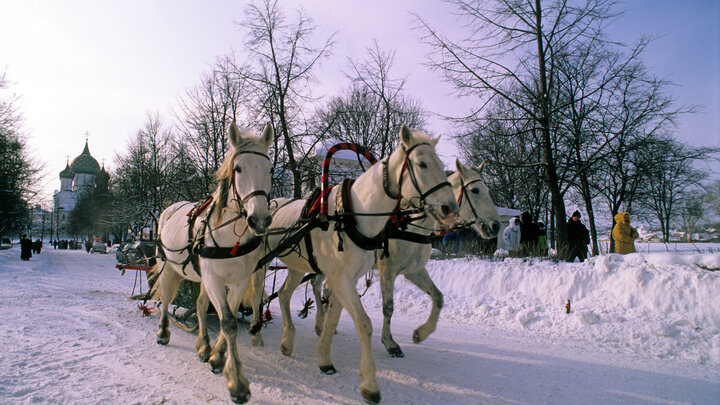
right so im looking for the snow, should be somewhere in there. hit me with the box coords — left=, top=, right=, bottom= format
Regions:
left=1, top=245, right=719, bottom=404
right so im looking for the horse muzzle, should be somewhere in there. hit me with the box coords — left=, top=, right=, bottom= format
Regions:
left=248, top=214, right=272, bottom=236
left=476, top=219, right=501, bottom=239
left=428, top=202, right=460, bottom=226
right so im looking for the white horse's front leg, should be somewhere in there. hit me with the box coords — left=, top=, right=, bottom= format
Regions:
left=320, top=275, right=381, bottom=404
left=195, top=283, right=212, bottom=362
left=204, top=277, right=252, bottom=404
left=249, top=269, right=265, bottom=346
left=403, top=267, right=444, bottom=343
left=378, top=262, right=403, bottom=357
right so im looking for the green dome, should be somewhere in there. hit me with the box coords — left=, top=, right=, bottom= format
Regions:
left=59, top=162, right=74, bottom=179
left=70, top=141, right=100, bottom=174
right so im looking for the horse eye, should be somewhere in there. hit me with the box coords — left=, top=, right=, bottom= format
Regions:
left=234, top=166, right=242, bottom=174
left=471, top=188, right=479, bottom=194
left=418, top=161, right=428, bottom=169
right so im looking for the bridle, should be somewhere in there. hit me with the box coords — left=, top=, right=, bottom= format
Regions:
left=382, top=142, right=452, bottom=211
left=229, top=150, right=271, bottom=219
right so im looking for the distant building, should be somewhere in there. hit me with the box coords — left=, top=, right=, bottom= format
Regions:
left=52, top=140, right=107, bottom=239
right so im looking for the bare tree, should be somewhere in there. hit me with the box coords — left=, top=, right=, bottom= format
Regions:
left=174, top=58, right=252, bottom=199
left=228, top=0, right=334, bottom=198
left=0, top=71, right=42, bottom=237
left=416, top=0, right=622, bottom=252
left=113, top=113, right=175, bottom=239
left=641, top=138, right=716, bottom=242
left=677, top=189, right=704, bottom=242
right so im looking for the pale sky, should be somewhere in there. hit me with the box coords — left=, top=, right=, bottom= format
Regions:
left=1, top=0, right=718, bottom=202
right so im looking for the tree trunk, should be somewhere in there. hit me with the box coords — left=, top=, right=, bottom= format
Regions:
left=535, top=0, right=568, bottom=254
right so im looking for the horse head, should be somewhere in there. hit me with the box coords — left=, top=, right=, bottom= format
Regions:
left=452, top=159, right=501, bottom=239
left=216, top=121, right=274, bottom=236
left=392, top=125, right=459, bottom=226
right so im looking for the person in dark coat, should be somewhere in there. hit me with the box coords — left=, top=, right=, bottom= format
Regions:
left=519, top=211, right=539, bottom=256
left=566, top=210, right=590, bottom=262
left=20, top=234, right=32, bottom=261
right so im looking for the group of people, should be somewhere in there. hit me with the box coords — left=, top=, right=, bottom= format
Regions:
left=502, top=210, right=639, bottom=261
left=502, top=211, right=549, bottom=257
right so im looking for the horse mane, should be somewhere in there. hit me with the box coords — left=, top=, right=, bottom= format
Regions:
left=212, top=133, right=265, bottom=221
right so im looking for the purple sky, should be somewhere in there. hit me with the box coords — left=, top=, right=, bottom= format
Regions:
left=0, top=0, right=717, bottom=201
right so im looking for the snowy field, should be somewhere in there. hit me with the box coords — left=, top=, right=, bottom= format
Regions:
left=1, top=245, right=719, bottom=404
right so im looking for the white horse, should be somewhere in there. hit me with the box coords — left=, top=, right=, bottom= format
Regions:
left=258, top=125, right=459, bottom=403
left=151, top=121, right=273, bottom=404
left=273, top=160, right=501, bottom=359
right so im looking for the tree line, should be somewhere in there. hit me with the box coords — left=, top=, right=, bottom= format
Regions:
left=2, top=0, right=718, bottom=251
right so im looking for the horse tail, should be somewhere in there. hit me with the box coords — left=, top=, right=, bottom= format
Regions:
left=146, top=262, right=164, bottom=302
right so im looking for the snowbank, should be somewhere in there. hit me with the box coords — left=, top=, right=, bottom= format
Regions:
left=360, top=252, right=720, bottom=366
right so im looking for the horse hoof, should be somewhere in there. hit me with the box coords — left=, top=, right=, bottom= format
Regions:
left=211, top=365, right=223, bottom=374
left=387, top=347, right=404, bottom=358
left=361, top=388, right=381, bottom=404
left=412, top=330, right=423, bottom=344
left=198, top=352, right=210, bottom=363
left=281, top=345, right=292, bottom=356
left=230, top=391, right=251, bottom=404
left=156, top=336, right=169, bottom=345
left=319, top=364, right=337, bottom=375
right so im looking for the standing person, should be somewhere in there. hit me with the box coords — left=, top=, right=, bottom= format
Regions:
left=502, top=217, right=521, bottom=256
left=20, top=234, right=32, bottom=261
left=612, top=212, right=639, bottom=254
left=566, top=210, right=590, bottom=262
left=536, top=222, right=548, bottom=256
left=519, top=211, right=539, bottom=256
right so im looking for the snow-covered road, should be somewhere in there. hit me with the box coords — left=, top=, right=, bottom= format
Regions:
left=0, top=247, right=718, bottom=404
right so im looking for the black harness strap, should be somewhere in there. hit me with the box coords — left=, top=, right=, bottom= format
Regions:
left=386, top=228, right=432, bottom=244
left=199, top=237, right=262, bottom=259
left=338, top=179, right=389, bottom=253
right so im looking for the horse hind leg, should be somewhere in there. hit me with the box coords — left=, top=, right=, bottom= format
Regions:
left=403, top=267, right=443, bottom=344
left=378, top=263, right=403, bottom=357
left=155, top=264, right=183, bottom=345
left=277, top=270, right=305, bottom=356
left=248, top=270, right=265, bottom=347
left=195, top=284, right=212, bottom=362
left=311, top=274, right=327, bottom=336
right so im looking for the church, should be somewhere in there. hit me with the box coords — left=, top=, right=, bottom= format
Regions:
left=52, top=139, right=108, bottom=239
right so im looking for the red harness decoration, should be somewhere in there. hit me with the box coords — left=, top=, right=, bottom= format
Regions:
left=319, top=143, right=378, bottom=218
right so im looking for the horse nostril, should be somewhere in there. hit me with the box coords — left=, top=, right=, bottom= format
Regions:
left=248, top=215, right=258, bottom=229
left=441, top=205, right=451, bottom=216
left=263, top=216, right=272, bottom=227
left=492, top=221, right=500, bottom=232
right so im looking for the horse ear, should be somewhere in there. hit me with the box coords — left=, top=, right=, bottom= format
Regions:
left=400, top=124, right=413, bottom=147
left=455, top=158, right=469, bottom=180
left=430, top=135, right=440, bottom=147
left=476, top=161, right=485, bottom=174
left=229, top=120, right=242, bottom=148
left=260, top=122, right=273, bottom=149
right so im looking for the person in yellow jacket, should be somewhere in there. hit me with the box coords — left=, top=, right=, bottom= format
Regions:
left=612, top=212, right=639, bottom=254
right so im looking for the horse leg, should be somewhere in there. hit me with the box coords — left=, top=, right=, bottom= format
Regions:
left=378, top=263, right=403, bottom=357
left=156, top=266, right=183, bottom=345
left=195, top=283, right=212, bottom=362
left=320, top=276, right=381, bottom=404
left=403, top=267, right=444, bottom=344
left=311, top=273, right=327, bottom=336
left=316, top=292, right=342, bottom=375
left=276, top=270, right=302, bottom=356
left=205, top=279, right=251, bottom=404
left=248, top=270, right=265, bottom=346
